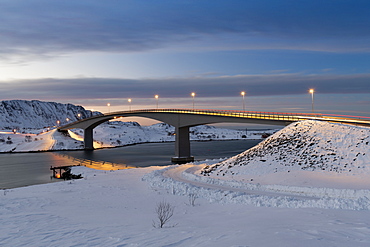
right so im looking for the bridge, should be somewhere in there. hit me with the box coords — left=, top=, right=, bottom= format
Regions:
left=58, top=109, right=370, bottom=163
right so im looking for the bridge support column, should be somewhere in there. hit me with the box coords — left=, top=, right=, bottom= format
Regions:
left=84, top=127, right=94, bottom=150
left=171, top=126, right=194, bottom=164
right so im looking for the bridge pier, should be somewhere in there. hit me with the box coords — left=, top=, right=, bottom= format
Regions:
left=84, top=127, right=94, bottom=150
left=171, top=126, right=194, bottom=164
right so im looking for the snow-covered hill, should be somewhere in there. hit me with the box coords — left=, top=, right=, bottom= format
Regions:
left=201, top=120, right=370, bottom=185
left=0, top=100, right=95, bottom=130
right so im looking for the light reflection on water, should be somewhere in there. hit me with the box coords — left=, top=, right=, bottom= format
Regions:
left=53, top=153, right=135, bottom=171
left=0, top=140, right=261, bottom=189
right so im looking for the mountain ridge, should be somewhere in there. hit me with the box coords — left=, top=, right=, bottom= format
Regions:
left=0, top=100, right=96, bottom=129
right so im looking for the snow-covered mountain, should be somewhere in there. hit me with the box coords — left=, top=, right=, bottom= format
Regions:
left=0, top=100, right=96, bottom=129
left=201, top=120, right=370, bottom=178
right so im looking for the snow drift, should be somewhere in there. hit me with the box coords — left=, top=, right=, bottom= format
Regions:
left=201, top=120, right=370, bottom=178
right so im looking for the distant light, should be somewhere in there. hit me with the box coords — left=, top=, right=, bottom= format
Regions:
left=155, top=95, right=159, bottom=109
left=241, top=91, right=246, bottom=111
left=128, top=98, right=132, bottom=111
left=66, top=118, right=69, bottom=122
left=107, top=103, right=110, bottom=107
left=191, top=92, right=196, bottom=110
left=309, top=89, right=315, bottom=114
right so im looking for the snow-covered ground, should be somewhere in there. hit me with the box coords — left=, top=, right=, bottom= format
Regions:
left=1, top=161, right=370, bottom=247
left=0, top=121, right=274, bottom=152
left=2, top=120, right=370, bottom=246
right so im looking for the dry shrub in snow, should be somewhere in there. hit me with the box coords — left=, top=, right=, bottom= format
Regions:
left=153, top=200, right=175, bottom=228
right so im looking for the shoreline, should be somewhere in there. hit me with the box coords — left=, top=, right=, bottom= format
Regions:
left=0, top=137, right=264, bottom=155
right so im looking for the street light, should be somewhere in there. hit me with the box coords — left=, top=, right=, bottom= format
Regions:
left=107, top=103, right=111, bottom=113
left=77, top=113, right=81, bottom=119
left=128, top=98, right=132, bottom=111
left=66, top=118, right=70, bottom=122
left=191, top=92, right=195, bottom=110
left=309, top=89, right=314, bottom=114
left=56, top=120, right=60, bottom=127
left=241, top=91, right=246, bottom=111
left=155, top=95, right=159, bottom=109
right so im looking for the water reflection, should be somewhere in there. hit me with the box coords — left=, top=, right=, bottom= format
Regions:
left=0, top=140, right=262, bottom=189
left=52, top=152, right=135, bottom=171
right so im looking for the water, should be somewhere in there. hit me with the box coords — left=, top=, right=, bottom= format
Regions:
left=0, top=140, right=261, bottom=189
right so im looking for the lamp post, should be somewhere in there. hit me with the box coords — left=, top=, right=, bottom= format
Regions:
left=241, top=91, right=246, bottom=111
left=77, top=113, right=81, bottom=119
left=191, top=92, right=195, bottom=110
left=128, top=98, right=132, bottom=111
left=56, top=120, right=60, bottom=127
left=155, top=95, right=159, bottom=109
left=107, top=103, right=111, bottom=113
left=309, top=89, right=314, bottom=114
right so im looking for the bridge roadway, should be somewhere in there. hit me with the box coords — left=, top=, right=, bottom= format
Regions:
left=58, top=109, right=370, bottom=163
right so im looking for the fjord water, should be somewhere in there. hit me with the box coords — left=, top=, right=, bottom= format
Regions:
left=0, top=140, right=261, bottom=189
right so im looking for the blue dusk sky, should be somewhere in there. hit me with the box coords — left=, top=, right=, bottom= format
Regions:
left=0, top=0, right=369, bottom=118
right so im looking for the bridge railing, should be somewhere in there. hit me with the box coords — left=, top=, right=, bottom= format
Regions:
left=59, top=108, right=370, bottom=129
left=130, top=108, right=321, bottom=122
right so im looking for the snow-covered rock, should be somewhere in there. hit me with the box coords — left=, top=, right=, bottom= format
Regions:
left=0, top=100, right=97, bottom=130
left=201, top=120, right=370, bottom=178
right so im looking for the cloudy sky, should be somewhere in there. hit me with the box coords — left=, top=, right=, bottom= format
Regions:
left=1, top=0, right=369, bottom=117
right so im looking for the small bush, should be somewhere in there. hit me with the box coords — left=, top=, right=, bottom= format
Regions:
left=153, top=200, right=175, bottom=228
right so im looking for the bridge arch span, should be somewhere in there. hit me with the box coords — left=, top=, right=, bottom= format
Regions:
left=59, top=109, right=315, bottom=163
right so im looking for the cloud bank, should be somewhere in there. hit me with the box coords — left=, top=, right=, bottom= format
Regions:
left=1, top=73, right=370, bottom=101
left=1, top=0, right=370, bottom=63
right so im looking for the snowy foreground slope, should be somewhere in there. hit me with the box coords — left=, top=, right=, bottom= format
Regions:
left=201, top=120, right=370, bottom=189
left=2, top=163, right=370, bottom=247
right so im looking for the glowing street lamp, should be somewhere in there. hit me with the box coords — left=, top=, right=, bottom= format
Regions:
left=155, top=95, right=159, bottom=109
left=107, top=103, right=111, bottom=113
left=66, top=118, right=70, bottom=122
left=191, top=92, right=195, bottom=110
left=56, top=120, right=60, bottom=127
left=309, top=89, right=315, bottom=114
left=128, top=98, right=132, bottom=111
left=77, top=113, right=81, bottom=119
left=241, top=91, right=246, bottom=111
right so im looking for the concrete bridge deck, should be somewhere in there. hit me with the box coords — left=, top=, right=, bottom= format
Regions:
left=58, top=109, right=370, bottom=163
